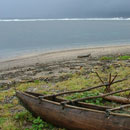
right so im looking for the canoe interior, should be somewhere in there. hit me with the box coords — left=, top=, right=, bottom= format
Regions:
left=25, top=91, right=111, bottom=111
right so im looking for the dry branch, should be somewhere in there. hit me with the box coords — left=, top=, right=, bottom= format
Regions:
left=107, top=104, right=130, bottom=112
left=61, top=88, right=130, bottom=105
left=43, top=78, right=127, bottom=99
left=95, top=72, right=104, bottom=84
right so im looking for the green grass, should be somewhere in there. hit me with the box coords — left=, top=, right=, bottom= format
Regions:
left=0, top=117, right=7, bottom=125
left=117, top=55, right=130, bottom=60
left=100, top=56, right=115, bottom=60
left=14, top=111, right=56, bottom=130
left=100, top=55, right=130, bottom=61
left=65, top=91, right=104, bottom=106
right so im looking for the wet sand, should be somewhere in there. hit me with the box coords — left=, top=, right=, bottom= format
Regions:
left=0, top=45, right=130, bottom=71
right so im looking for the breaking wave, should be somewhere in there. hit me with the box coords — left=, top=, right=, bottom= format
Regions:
left=0, top=18, right=130, bottom=22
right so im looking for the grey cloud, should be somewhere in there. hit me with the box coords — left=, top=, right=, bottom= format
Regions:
left=0, top=0, right=130, bottom=18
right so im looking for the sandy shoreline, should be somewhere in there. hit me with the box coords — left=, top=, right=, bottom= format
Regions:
left=0, top=45, right=130, bottom=71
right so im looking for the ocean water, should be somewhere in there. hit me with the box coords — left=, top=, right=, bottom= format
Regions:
left=0, top=19, right=130, bottom=59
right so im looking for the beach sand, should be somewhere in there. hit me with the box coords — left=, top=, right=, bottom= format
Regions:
left=0, top=45, right=130, bottom=71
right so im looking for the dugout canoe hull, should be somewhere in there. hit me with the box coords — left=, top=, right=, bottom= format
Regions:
left=16, top=91, right=130, bottom=130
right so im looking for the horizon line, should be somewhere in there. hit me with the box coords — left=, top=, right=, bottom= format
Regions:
left=0, top=17, right=130, bottom=22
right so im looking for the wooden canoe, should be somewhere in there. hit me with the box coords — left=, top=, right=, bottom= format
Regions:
left=16, top=91, right=130, bottom=130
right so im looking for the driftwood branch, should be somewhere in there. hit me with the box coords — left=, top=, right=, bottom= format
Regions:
left=103, top=95, right=130, bottom=104
left=95, top=72, right=104, bottom=84
left=43, top=78, right=127, bottom=99
left=108, top=73, right=111, bottom=85
left=94, top=72, right=118, bottom=93
left=106, top=73, right=112, bottom=92
left=61, top=88, right=130, bottom=105
left=110, top=74, right=118, bottom=86
left=77, top=54, right=91, bottom=58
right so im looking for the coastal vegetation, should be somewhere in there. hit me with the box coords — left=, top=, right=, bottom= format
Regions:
left=0, top=55, right=130, bottom=129
left=100, top=55, right=130, bottom=61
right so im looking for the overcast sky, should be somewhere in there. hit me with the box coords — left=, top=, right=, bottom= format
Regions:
left=0, top=0, right=130, bottom=19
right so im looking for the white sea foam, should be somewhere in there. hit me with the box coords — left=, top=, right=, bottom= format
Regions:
left=0, top=18, right=130, bottom=22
